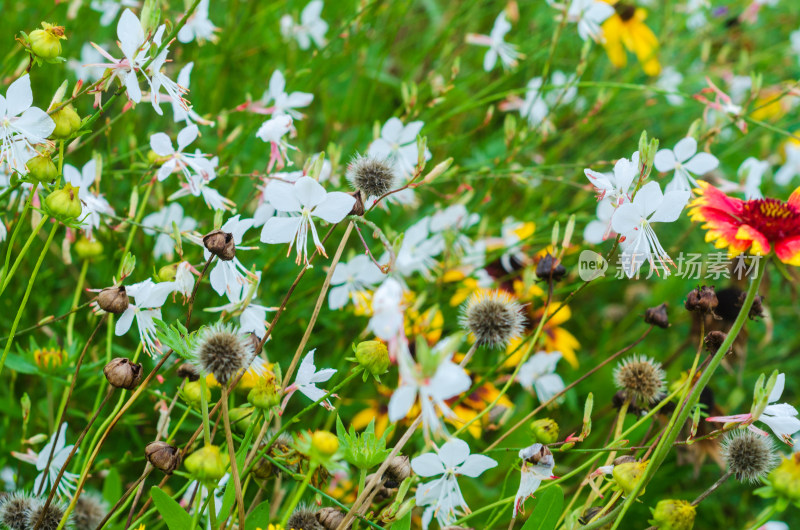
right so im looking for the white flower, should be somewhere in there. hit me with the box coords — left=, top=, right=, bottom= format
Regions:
left=259, top=176, right=355, bottom=265
left=466, top=12, right=520, bottom=71
left=90, top=0, right=139, bottom=26
left=368, top=278, right=406, bottom=351
left=12, top=424, right=79, bottom=498
left=150, top=125, right=215, bottom=183
left=758, top=374, right=800, bottom=443
left=551, top=0, right=614, bottom=42
left=518, top=351, right=565, bottom=404
left=393, top=217, right=443, bottom=278
left=142, top=203, right=197, bottom=259
left=206, top=274, right=272, bottom=339
left=168, top=153, right=232, bottom=211
left=282, top=350, right=337, bottom=410
left=507, top=72, right=577, bottom=129
left=63, top=160, right=114, bottom=237
left=173, top=261, right=195, bottom=298
left=776, top=142, right=800, bottom=186
left=389, top=338, right=472, bottom=438
left=655, top=66, right=684, bottom=106
left=205, top=215, right=255, bottom=297
left=412, top=438, right=497, bottom=530
left=368, top=117, right=431, bottom=178
left=654, top=137, right=719, bottom=193
left=329, top=254, right=385, bottom=310
left=256, top=115, right=296, bottom=171
left=584, top=152, right=638, bottom=207
left=583, top=198, right=615, bottom=244
left=280, top=0, right=328, bottom=50
left=0, top=74, right=56, bottom=174
left=149, top=27, right=190, bottom=116
left=262, top=70, right=314, bottom=120
left=172, top=63, right=214, bottom=126
left=68, top=43, right=105, bottom=82
left=611, top=181, right=690, bottom=278
left=739, top=157, right=770, bottom=199
left=115, top=279, right=176, bottom=355
left=513, top=444, right=556, bottom=517
left=177, top=0, right=219, bottom=44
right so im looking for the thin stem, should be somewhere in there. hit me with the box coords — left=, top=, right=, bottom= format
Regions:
left=221, top=385, right=247, bottom=530
left=199, top=375, right=212, bottom=446
left=691, top=470, right=733, bottom=506
left=0, top=213, right=48, bottom=296
left=94, top=467, right=152, bottom=530
left=66, top=260, right=89, bottom=346
left=279, top=463, right=317, bottom=527
left=0, top=181, right=39, bottom=289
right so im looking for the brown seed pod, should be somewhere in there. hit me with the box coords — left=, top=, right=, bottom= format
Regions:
left=316, top=507, right=348, bottom=530
left=103, top=358, right=143, bottom=390
left=176, top=363, right=200, bottom=382
left=644, top=302, right=669, bottom=329
left=97, top=286, right=129, bottom=314
left=685, top=285, right=719, bottom=316
left=145, top=441, right=181, bottom=475
left=203, top=230, right=235, bottom=261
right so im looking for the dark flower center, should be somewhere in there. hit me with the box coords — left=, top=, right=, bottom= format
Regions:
left=739, top=198, right=800, bottom=242
left=615, top=3, right=637, bottom=21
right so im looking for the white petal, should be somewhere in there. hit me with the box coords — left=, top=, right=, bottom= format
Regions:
left=411, top=453, right=445, bottom=477
left=438, top=439, right=470, bottom=469
left=654, top=149, right=677, bottom=172
left=6, top=74, right=33, bottom=116
left=388, top=385, right=417, bottom=421
left=269, top=70, right=286, bottom=99
left=398, top=121, right=424, bottom=145
left=266, top=181, right=302, bottom=212
left=649, top=190, right=690, bottom=223
left=294, top=176, right=327, bottom=209
left=632, top=181, right=664, bottom=218
left=260, top=216, right=302, bottom=244
left=177, top=125, right=198, bottom=151
left=684, top=153, right=719, bottom=175
left=673, top=137, right=697, bottom=162
left=313, top=192, right=355, bottom=223
left=124, top=70, right=142, bottom=103
left=769, top=373, right=786, bottom=403
left=13, top=107, right=55, bottom=141
left=150, top=133, right=174, bottom=156
left=457, top=454, right=498, bottom=477
left=118, top=9, right=145, bottom=61
left=761, top=413, right=800, bottom=438
left=115, top=307, right=135, bottom=335
left=380, top=118, right=404, bottom=142
left=611, top=203, right=642, bottom=234
left=328, top=285, right=350, bottom=310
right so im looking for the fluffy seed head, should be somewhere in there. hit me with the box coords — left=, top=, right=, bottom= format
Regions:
left=722, top=430, right=779, bottom=483
left=346, top=154, right=396, bottom=199
left=27, top=498, right=69, bottom=530
left=73, top=492, right=107, bottom=530
left=613, top=354, right=666, bottom=408
left=196, top=322, right=254, bottom=385
left=460, top=290, right=525, bottom=348
left=0, top=492, right=37, bottom=530
left=287, top=507, right=324, bottom=530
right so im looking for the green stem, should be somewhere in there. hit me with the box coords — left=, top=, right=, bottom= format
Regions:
left=0, top=214, right=48, bottom=296
left=199, top=376, right=212, bottom=446
left=1, top=181, right=39, bottom=288
left=610, top=258, right=768, bottom=529
left=748, top=503, right=779, bottom=530
left=66, top=260, right=89, bottom=347
left=0, top=222, right=58, bottom=377
left=280, top=463, right=317, bottom=527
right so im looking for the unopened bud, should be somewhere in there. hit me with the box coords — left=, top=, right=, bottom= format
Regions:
left=203, top=230, right=235, bottom=261
left=145, top=441, right=180, bottom=475
left=536, top=253, right=566, bottom=282
left=29, top=22, right=66, bottom=60
left=612, top=460, right=648, bottom=496
left=738, top=292, right=765, bottom=320
left=354, top=340, right=389, bottom=379
left=50, top=105, right=81, bottom=139
left=74, top=237, right=104, bottom=259
left=644, top=303, right=669, bottom=329
left=247, top=376, right=281, bottom=410
left=181, top=380, right=210, bottom=408
left=45, top=184, right=82, bottom=220
left=184, top=445, right=227, bottom=482
left=103, top=357, right=143, bottom=390
left=157, top=263, right=179, bottom=282
left=649, top=499, right=696, bottom=530
left=311, top=431, right=339, bottom=457
left=228, top=407, right=254, bottom=434
left=27, top=155, right=57, bottom=182
left=529, top=418, right=560, bottom=444
left=97, top=286, right=129, bottom=314
left=422, top=157, right=453, bottom=184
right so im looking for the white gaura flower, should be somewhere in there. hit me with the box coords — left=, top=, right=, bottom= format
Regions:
left=611, top=181, right=690, bottom=278
left=655, top=66, right=684, bottom=106
left=206, top=273, right=274, bottom=339
left=90, top=0, right=139, bottom=26
left=556, top=0, right=614, bottom=42
left=584, top=152, right=637, bottom=207
left=115, top=279, right=176, bottom=355
left=389, top=338, right=472, bottom=439
left=280, top=0, right=328, bottom=50
left=68, top=43, right=105, bottom=82
left=142, top=203, right=197, bottom=259
left=654, top=137, right=719, bottom=193
left=518, top=351, right=565, bottom=404
left=177, top=0, right=219, bottom=44
left=205, top=215, right=256, bottom=297
left=368, top=278, right=406, bottom=359
left=172, top=63, right=215, bottom=126
left=282, top=349, right=337, bottom=411
left=513, top=444, right=556, bottom=517
left=148, top=26, right=190, bottom=116
left=89, top=9, right=152, bottom=104
left=776, top=142, right=800, bottom=186
left=260, top=176, right=355, bottom=265
left=0, top=74, right=56, bottom=174
left=466, top=12, right=520, bottom=72
left=368, top=117, right=431, bottom=178
left=12, top=424, right=79, bottom=498
left=63, top=160, right=114, bottom=238
left=169, top=153, right=232, bottom=211
left=172, top=261, right=196, bottom=298
left=328, top=254, right=385, bottom=310
left=412, top=438, right=497, bottom=530
left=583, top=199, right=615, bottom=244
left=739, top=157, right=770, bottom=199
left=392, top=217, right=444, bottom=278
left=262, top=70, right=314, bottom=120
left=256, top=114, right=296, bottom=171
left=501, top=72, right=577, bottom=130
left=150, top=125, right=214, bottom=182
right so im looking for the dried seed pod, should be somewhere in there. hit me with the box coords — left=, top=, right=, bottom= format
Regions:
left=176, top=363, right=200, bottom=382
left=644, top=302, right=669, bottom=329
left=73, top=492, right=106, bottom=530
left=685, top=285, right=718, bottom=315
left=536, top=253, right=566, bottom=282
left=316, top=507, right=348, bottom=530
left=103, top=358, right=143, bottom=390
left=704, top=331, right=728, bottom=354
left=738, top=291, right=765, bottom=320
left=145, top=441, right=181, bottom=475
left=348, top=190, right=365, bottom=216
left=383, top=455, right=411, bottom=488
left=97, top=286, right=129, bottom=314
left=203, top=229, right=235, bottom=261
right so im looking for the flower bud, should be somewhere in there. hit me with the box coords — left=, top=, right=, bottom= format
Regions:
left=157, top=263, right=179, bottom=282
left=612, top=460, right=648, bottom=496
left=181, top=380, right=210, bottom=408
left=649, top=499, right=696, bottom=530
left=203, top=230, right=235, bottom=261
left=74, top=237, right=104, bottom=259
left=247, top=376, right=281, bottom=410
left=29, top=23, right=66, bottom=60
left=769, top=453, right=800, bottom=502
left=311, top=431, right=339, bottom=457
left=354, top=341, right=389, bottom=379
left=97, top=286, right=129, bottom=314
left=535, top=253, right=566, bottom=282
left=184, top=445, right=227, bottom=482
left=317, top=507, right=347, bottom=530
left=45, top=184, right=82, bottom=220
left=103, top=358, right=143, bottom=390
left=644, top=303, right=669, bottom=329
left=529, top=418, right=560, bottom=444
left=26, top=155, right=58, bottom=182
left=50, top=105, right=81, bottom=139
left=228, top=407, right=254, bottom=434
left=685, top=285, right=718, bottom=315
left=145, top=441, right=180, bottom=475
left=578, top=506, right=605, bottom=526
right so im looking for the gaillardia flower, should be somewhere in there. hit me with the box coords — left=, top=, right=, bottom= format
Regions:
left=688, top=181, right=800, bottom=266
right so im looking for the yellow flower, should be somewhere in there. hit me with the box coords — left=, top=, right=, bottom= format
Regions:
left=405, top=304, right=444, bottom=344
left=601, top=2, right=661, bottom=76
left=33, top=347, right=67, bottom=371
left=751, top=86, right=794, bottom=122
left=504, top=304, right=580, bottom=369
left=446, top=379, right=513, bottom=438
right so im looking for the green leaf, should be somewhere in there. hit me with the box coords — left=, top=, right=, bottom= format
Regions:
left=150, top=486, right=192, bottom=530
left=520, top=485, right=564, bottom=530
left=391, top=511, right=411, bottom=530
left=103, top=468, right=122, bottom=506
left=153, top=319, right=193, bottom=360
left=245, top=501, right=270, bottom=528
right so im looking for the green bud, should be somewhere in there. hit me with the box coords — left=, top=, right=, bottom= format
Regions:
left=649, top=499, right=696, bottom=530
left=157, top=263, right=179, bottom=282
left=29, top=23, right=65, bottom=60
left=181, top=380, right=210, bottom=408
left=26, top=155, right=58, bottom=182
left=228, top=407, right=253, bottom=434
left=45, top=184, right=82, bottom=220
left=74, top=237, right=104, bottom=259
left=50, top=105, right=81, bottom=139
left=184, top=444, right=227, bottom=482
left=312, top=430, right=339, bottom=457
left=769, top=454, right=800, bottom=502
left=355, top=341, right=389, bottom=380
left=247, top=376, right=281, bottom=410
left=529, top=418, right=560, bottom=444
left=612, top=460, right=648, bottom=496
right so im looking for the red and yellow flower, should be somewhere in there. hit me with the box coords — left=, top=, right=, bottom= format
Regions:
left=688, top=181, right=800, bottom=266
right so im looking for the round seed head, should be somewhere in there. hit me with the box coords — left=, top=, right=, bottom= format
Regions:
left=613, top=354, right=666, bottom=408
left=195, top=322, right=254, bottom=385
left=0, top=492, right=37, bottom=530
left=460, top=290, right=525, bottom=348
left=27, top=498, right=69, bottom=530
left=73, top=492, right=107, bottom=530
left=287, top=506, right=324, bottom=530
left=346, top=154, right=396, bottom=199
left=722, top=430, right=780, bottom=483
